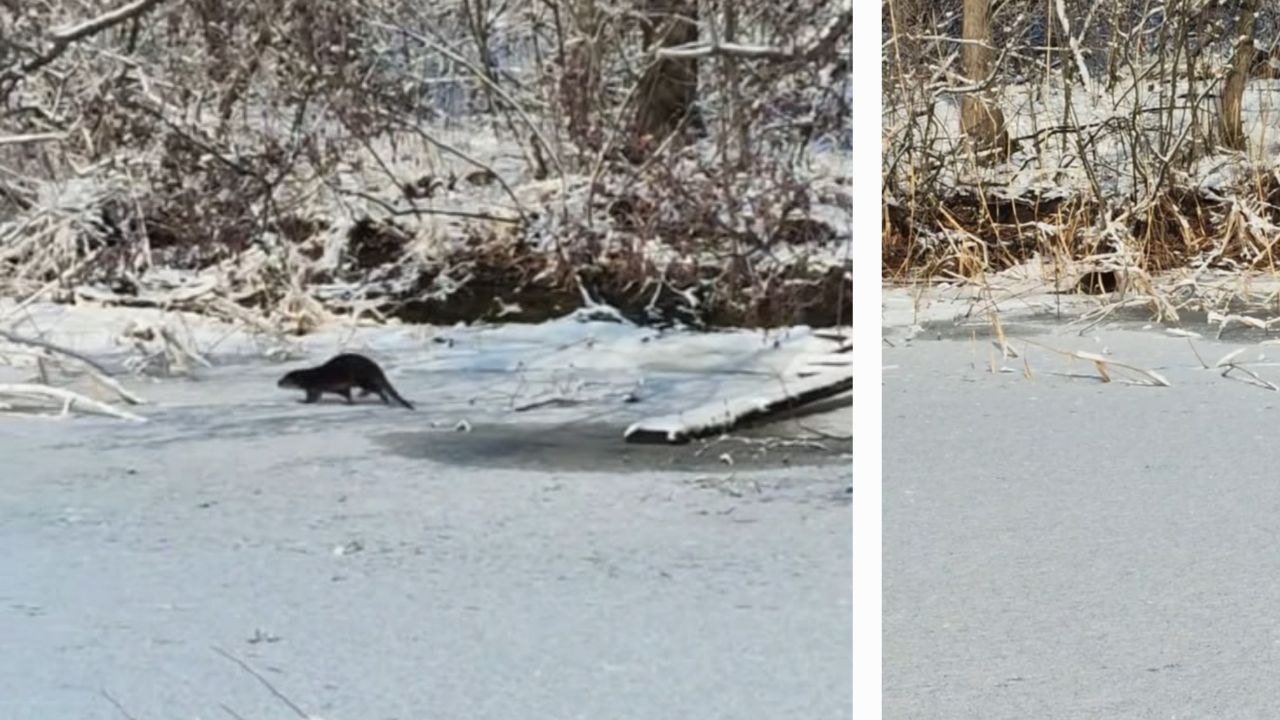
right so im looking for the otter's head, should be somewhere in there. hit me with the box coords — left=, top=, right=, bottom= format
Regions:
left=277, top=371, right=303, bottom=389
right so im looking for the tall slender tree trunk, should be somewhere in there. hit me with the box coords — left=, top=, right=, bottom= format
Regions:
left=631, top=0, right=700, bottom=161
left=561, top=0, right=604, bottom=155
left=959, top=0, right=1006, bottom=155
left=1220, top=0, right=1258, bottom=151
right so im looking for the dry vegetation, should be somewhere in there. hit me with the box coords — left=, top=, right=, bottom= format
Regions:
left=0, top=0, right=852, bottom=335
left=883, top=0, right=1280, bottom=318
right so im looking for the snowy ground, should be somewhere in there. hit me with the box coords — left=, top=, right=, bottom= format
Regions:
left=884, top=286, right=1280, bottom=719
left=0, top=304, right=851, bottom=719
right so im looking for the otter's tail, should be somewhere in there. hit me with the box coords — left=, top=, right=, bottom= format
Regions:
left=382, top=381, right=415, bottom=410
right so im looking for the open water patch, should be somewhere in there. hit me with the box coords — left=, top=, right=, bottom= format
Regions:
left=375, top=422, right=847, bottom=473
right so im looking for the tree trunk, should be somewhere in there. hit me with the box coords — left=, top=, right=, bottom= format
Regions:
left=1220, top=0, right=1258, bottom=151
left=959, top=0, right=1006, bottom=155
left=561, top=0, right=603, bottom=154
left=630, top=0, right=700, bottom=161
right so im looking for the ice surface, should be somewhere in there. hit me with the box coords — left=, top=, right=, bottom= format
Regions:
left=884, top=284, right=1280, bottom=717
left=0, top=302, right=851, bottom=719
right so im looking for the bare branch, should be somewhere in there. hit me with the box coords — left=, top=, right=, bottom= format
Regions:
left=6, top=0, right=166, bottom=81
left=0, top=132, right=67, bottom=146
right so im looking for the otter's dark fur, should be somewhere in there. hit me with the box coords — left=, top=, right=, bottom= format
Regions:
left=277, top=353, right=414, bottom=409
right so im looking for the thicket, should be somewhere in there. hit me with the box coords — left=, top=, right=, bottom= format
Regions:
left=884, top=0, right=1280, bottom=301
left=1, top=0, right=852, bottom=332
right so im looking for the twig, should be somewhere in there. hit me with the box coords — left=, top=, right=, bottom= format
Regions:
left=212, top=646, right=309, bottom=720
left=796, top=422, right=854, bottom=441
left=4, top=0, right=166, bottom=83
left=1186, top=338, right=1209, bottom=369
left=513, top=396, right=584, bottom=412
left=1213, top=347, right=1247, bottom=368
left=0, top=132, right=67, bottom=145
left=1053, top=0, right=1095, bottom=94
left=100, top=689, right=140, bottom=720
left=370, top=20, right=565, bottom=179
left=1222, top=363, right=1279, bottom=392
left=371, top=109, right=529, bottom=220
left=657, top=42, right=795, bottom=61
left=1018, top=338, right=1171, bottom=387
left=332, top=187, right=521, bottom=224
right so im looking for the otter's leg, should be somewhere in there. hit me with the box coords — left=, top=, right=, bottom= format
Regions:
left=304, top=389, right=322, bottom=404
left=337, top=387, right=354, bottom=404
left=359, top=382, right=388, bottom=404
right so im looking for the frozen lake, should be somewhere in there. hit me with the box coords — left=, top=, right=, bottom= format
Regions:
left=0, top=309, right=851, bottom=719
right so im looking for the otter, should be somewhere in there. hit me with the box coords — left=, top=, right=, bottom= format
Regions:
left=277, top=353, right=414, bottom=409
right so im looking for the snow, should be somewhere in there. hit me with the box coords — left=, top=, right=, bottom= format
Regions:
left=0, top=303, right=851, bottom=719
left=0, top=296, right=854, bottom=405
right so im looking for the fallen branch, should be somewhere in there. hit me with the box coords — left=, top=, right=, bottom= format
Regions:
left=0, top=328, right=112, bottom=375
left=0, top=383, right=145, bottom=421
left=0, top=329, right=145, bottom=404
left=625, top=367, right=852, bottom=444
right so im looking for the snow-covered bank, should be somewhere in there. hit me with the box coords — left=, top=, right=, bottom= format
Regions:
left=0, top=300, right=852, bottom=442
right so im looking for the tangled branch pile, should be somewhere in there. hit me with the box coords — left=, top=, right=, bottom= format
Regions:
left=1, top=0, right=852, bottom=334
